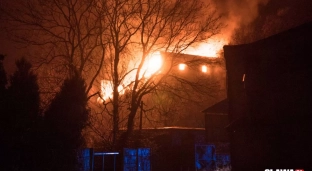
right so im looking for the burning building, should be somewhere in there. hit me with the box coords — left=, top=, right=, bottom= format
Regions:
left=224, top=21, right=312, bottom=170
left=96, top=51, right=227, bottom=128
left=152, top=52, right=227, bottom=127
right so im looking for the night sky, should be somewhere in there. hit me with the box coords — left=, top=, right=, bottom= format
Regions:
left=1, top=0, right=312, bottom=74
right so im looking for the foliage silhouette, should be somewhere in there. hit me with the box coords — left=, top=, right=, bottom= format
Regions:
left=0, top=57, right=41, bottom=170
left=43, top=74, right=89, bottom=171
left=45, top=74, right=89, bottom=148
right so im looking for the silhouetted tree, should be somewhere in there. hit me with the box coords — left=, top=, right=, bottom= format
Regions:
left=0, top=54, right=8, bottom=170
left=0, top=54, right=6, bottom=93
left=2, top=0, right=223, bottom=148
left=0, top=54, right=7, bottom=120
left=44, top=74, right=89, bottom=171
left=0, top=57, right=40, bottom=171
left=91, top=0, right=222, bottom=147
left=8, top=57, right=40, bottom=137
left=0, top=0, right=107, bottom=108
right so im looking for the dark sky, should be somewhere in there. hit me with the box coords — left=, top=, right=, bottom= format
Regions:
left=1, top=0, right=312, bottom=74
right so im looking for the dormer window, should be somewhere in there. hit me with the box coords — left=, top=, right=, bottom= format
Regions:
left=201, top=65, right=207, bottom=73
left=179, top=63, right=186, bottom=70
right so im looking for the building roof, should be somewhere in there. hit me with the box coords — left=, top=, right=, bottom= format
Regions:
left=160, top=51, right=223, bottom=65
left=202, top=98, right=228, bottom=114
left=119, top=126, right=205, bottom=131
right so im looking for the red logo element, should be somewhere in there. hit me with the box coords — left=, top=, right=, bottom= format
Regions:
left=295, top=169, right=304, bottom=171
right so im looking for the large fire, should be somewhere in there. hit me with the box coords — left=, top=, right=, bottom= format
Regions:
left=97, top=52, right=164, bottom=102
left=183, top=37, right=228, bottom=57
left=98, top=39, right=226, bottom=103
left=141, top=52, right=163, bottom=78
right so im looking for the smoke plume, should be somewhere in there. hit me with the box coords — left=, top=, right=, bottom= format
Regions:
left=212, top=0, right=270, bottom=42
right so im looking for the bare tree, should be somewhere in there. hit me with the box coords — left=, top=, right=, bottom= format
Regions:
left=95, top=0, right=222, bottom=146
left=145, top=53, right=226, bottom=128
left=1, top=0, right=222, bottom=147
left=0, top=0, right=107, bottom=106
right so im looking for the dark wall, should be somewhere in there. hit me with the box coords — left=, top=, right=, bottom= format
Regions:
left=205, top=114, right=229, bottom=142
left=224, top=22, right=312, bottom=171
left=123, top=128, right=206, bottom=171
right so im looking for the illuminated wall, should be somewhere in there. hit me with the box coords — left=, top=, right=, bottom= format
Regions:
left=94, top=51, right=227, bottom=130
left=147, top=52, right=227, bottom=127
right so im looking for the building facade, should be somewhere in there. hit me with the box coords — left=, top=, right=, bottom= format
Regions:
left=224, top=22, right=312, bottom=170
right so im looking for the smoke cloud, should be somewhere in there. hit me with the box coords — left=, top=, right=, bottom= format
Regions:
left=211, top=0, right=270, bottom=42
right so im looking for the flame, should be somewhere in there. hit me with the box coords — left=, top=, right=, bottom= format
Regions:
left=101, top=80, right=113, bottom=100
left=141, top=52, right=163, bottom=78
left=98, top=80, right=124, bottom=101
left=98, top=52, right=163, bottom=102
left=183, top=37, right=228, bottom=57
left=98, top=36, right=227, bottom=102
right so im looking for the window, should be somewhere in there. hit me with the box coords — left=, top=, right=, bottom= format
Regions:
left=201, top=65, right=207, bottom=73
left=179, top=63, right=186, bottom=70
